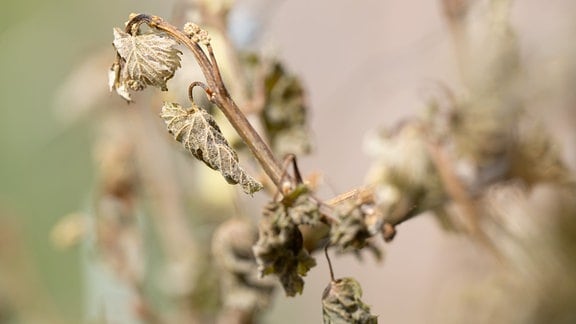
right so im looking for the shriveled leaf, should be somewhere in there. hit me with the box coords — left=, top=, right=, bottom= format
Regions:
left=160, top=102, right=263, bottom=194
left=244, top=55, right=312, bottom=156
left=322, top=278, right=378, bottom=324
left=111, top=28, right=182, bottom=100
left=330, top=200, right=383, bottom=258
left=253, top=201, right=316, bottom=296
left=263, top=61, right=312, bottom=156
left=108, top=61, right=132, bottom=101
left=283, top=184, right=322, bottom=226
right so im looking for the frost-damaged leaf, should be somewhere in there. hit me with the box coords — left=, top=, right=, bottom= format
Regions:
left=283, top=184, right=322, bottom=226
left=262, top=61, right=312, bottom=156
left=322, top=278, right=378, bottom=324
left=243, top=55, right=312, bottom=156
left=330, top=200, right=383, bottom=258
left=160, top=102, right=263, bottom=194
left=108, top=61, right=131, bottom=101
left=110, top=28, right=182, bottom=100
left=252, top=201, right=316, bottom=296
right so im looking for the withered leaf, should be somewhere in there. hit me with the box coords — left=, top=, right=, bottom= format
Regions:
left=243, top=55, right=312, bottom=156
left=322, top=278, right=378, bottom=324
left=262, top=61, right=312, bottom=156
left=108, top=61, right=131, bottom=101
left=111, top=28, right=182, bottom=100
left=160, top=102, right=263, bottom=194
left=283, top=184, right=322, bottom=226
left=330, top=201, right=382, bottom=256
left=253, top=201, right=316, bottom=296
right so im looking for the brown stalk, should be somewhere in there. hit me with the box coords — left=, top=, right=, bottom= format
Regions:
left=133, top=13, right=440, bottom=238
left=126, top=14, right=285, bottom=188
left=124, top=14, right=343, bottom=227
left=196, top=3, right=255, bottom=111
left=123, top=14, right=363, bottom=237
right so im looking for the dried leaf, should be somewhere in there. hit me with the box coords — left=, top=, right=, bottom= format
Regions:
left=110, top=28, right=182, bottom=100
left=108, top=61, right=132, bottom=101
left=283, top=184, right=322, bottom=226
left=330, top=200, right=383, bottom=257
left=253, top=201, right=316, bottom=296
left=263, top=61, right=312, bottom=156
left=160, top=102, right=263, bottom=194
left=244, top=55, right=312, bottom=156
left=322, top=277, right=378, bottom=324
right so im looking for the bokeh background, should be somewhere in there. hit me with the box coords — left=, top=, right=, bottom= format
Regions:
left=1, top=0, right=575, bottom=323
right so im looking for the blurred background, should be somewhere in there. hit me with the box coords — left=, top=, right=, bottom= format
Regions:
left=1, top=0, right=575, bottom=323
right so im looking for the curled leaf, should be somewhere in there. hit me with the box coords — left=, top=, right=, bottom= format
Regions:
left=322, top=277, right=378, bottom=324
left=160, top=102, right=263, bottom=194
left=244, top=55, right=312, bottom=156
left=253, top=201, right=316, bottom=296
left=330, top=200, right=383, bottom=258
left=110, top=28, right=182, bottom=100
left=263, top=61, right=312, bottom=156
left=283, top=184, right=322, bottom=226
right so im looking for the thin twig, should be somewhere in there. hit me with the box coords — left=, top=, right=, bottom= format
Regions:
left=325, top=185, right=376, bottom=207
left=324, top=245, right=335, bottom=282
left=188, top=81, right=214, bottom=103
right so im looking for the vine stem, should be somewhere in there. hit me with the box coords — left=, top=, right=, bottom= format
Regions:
left=324, top=245, right=335, bottom=282
left=217, top=95, right=285, bottom=186
left=126, top=14, right=285, bottom=187
left=124, top=14, right=352, bottom=228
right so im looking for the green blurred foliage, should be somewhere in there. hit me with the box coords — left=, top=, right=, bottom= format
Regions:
left=0, top=0, right=173, bottom=321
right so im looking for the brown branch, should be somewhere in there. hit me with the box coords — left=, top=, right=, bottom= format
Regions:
left=215, top=95, right=284, bottom=186
left=196, top=2, right=255, bottom=112
left=126, top=14, right=285, bottom=188
left=121, top=14, right=361, bottom=235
